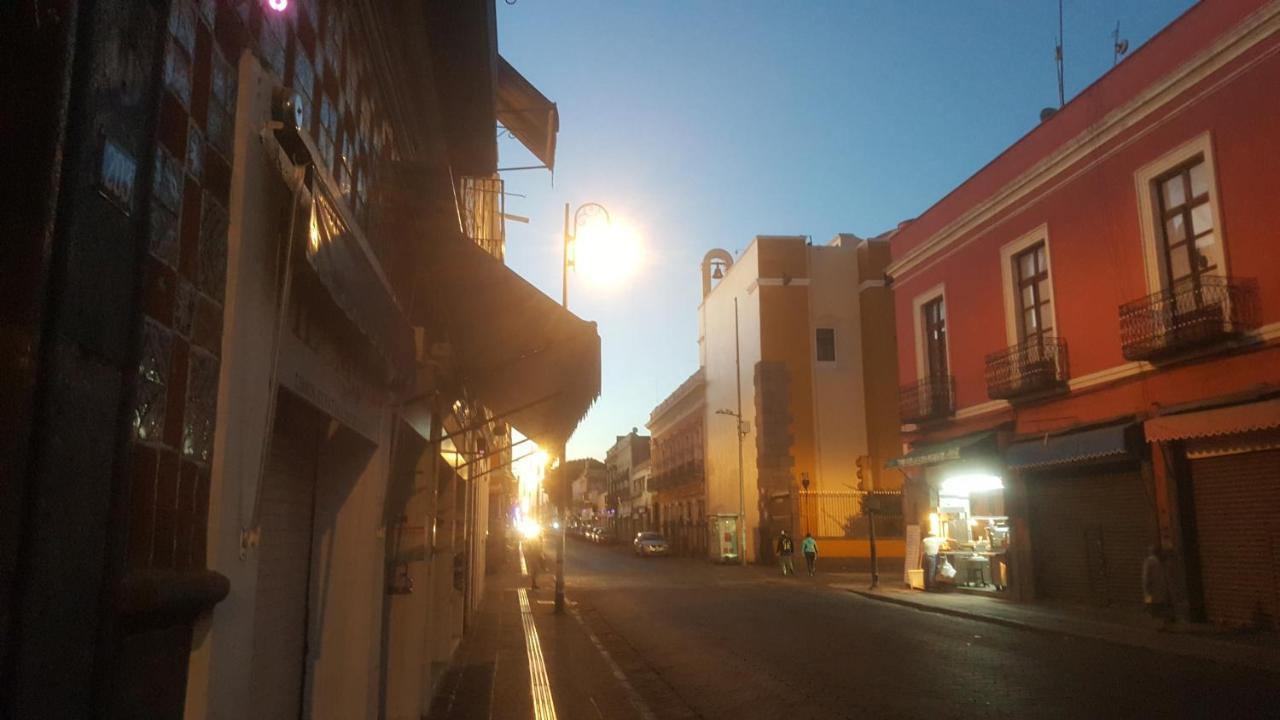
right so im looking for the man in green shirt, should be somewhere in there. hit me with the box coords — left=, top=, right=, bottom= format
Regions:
left=801, top=533, right=818, bottom=576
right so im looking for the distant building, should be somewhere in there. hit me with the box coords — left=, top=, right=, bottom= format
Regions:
left=604, top=429, right=651, bottom=536
left=567, top=458, right=608, bottom=521
left=699, top=234, right=900, bottom=563
left=631, top=458, right=654, bottom=529
left=885, top=0, right=1280, bottom=624
left=648, top=369, right=708, bottom=556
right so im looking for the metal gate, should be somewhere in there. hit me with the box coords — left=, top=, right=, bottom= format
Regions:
left=250, top=392, right=326, bottom=718
left=1027, top=465, right=1156, bottom=606
left=1189, top=448, right=1280, bottom=627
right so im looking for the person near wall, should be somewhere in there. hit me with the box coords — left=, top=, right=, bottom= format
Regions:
left=1142, top=544, right=1173, bottom=630
left=921, top=529, right=943, bottom=591
left=525, top=535, right=544, bottom=590
left=802, top=533, right=818, bottom=576
left=775, top=530, right=796, bottom=576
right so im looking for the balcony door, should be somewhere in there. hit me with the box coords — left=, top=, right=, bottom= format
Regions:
left=922, top=297, right=948, bottom=380
left=1155, top=155, right=1218, bottom=292
left=1013, top=242, right=1054, bottom=369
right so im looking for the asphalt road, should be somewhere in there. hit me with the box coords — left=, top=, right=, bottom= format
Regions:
left=553, top=540, right=1280, bottom=720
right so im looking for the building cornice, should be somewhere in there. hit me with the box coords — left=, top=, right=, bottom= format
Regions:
left=887, top=1, right=1280, bottom=280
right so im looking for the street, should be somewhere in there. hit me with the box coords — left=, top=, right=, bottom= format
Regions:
left=470, top=541, right=1280, bottom=720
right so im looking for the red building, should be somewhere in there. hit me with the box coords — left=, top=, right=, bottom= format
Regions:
left=887, top=0, right=1280, bottom=626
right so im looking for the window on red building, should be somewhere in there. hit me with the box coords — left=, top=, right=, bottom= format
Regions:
left=1013, top=242, right=1052, bottom=342
left=922, top=297, right=947, bottom=378
left=1155, top=156, right=1217, bottom=289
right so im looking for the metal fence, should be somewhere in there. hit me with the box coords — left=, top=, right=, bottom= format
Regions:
left=795, top=489, right=904, bottom=539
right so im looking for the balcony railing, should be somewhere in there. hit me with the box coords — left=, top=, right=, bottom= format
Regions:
left=458, top=175, right=505, bottom=261
left=1119, top=276, right=1259, bottom=362
left=985, top=335, right=1069, bottom=401
left=648, top=459, right=704, bottom=493
left=899, top=375, right=955, bottom=425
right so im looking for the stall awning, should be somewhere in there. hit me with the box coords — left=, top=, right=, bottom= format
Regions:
left=1006, top=423, right=1138, bottom=471
left=420, top=235, right=599, bottom=449
left=886, top=431, right=998, bottom=469
left=1144, top=398, right=1280, bottom=442
left=306, top=176, right=415, bottom=384
left=497, top=55, right=558, bottom=170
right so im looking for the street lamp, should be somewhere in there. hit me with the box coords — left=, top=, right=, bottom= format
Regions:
left=553, top=201, right=612, bottom=614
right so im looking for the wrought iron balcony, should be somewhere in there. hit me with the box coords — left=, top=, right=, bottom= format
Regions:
left=1119, top=276, right=1259, bottom=362
left=985, top=335, right=1069, bottom=401
left=458, top=175, right=505, bottom=261
left=899, top=375, right=955, bottom=425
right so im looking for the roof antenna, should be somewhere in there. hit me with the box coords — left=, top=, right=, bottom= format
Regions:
left=1055, top=0, right=1065, bottom=108
left=1112, top=20, right=1130, bottom=66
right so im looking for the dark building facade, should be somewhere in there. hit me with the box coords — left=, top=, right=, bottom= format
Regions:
left=1, top=1, right=595, bottom=717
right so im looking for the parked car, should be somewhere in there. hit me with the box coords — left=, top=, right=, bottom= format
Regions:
left=633, top=531, right=669, bottom=557
left=594, top=526, right=616, bottom=545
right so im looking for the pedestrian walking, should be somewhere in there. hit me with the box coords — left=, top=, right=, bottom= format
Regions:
left=1142, top=544, right=1173, bottom=630
left=775, top=530, right=796, bottom=576
left=921, top=529, right=943, bottom=591
left=525, top=535, right=544, bottom=590
left=802, top=533, right=818, bottom=576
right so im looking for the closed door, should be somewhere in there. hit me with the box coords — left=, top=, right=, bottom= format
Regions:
left=1027, top=467, right=1156, bottom=606
left=1190, top=449, right=1280, bottom=627
left=251, top=392, right=325, bottom=719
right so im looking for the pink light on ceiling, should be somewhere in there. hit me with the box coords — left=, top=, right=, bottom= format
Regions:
left=268, top=0, right=288, bottom=11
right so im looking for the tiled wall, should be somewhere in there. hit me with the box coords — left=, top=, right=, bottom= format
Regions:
left=128, top=0, right=407, bottom=571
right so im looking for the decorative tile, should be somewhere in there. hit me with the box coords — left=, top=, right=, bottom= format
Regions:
left=210, top=50, right=236, bottom=112
left=169, top=0, right=197, bottom=55
left=182, top=349, right=219, bottom=465
left=163, top=40, right=192, bottom=108
left=149, top=206, right=179, bottom=267
left=133, top=320, right=171, bottom=443
left=198, top=193, right=228, bottom=301
left=153, top=146, right=183, bottom=212
left=173, top=281, right=196, bottom=338
left=185, top=123, right=204, bottom=179
left=198, top=0, right=216, bottom=27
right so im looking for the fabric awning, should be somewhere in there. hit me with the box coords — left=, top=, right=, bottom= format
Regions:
left=497, top=55, right=558, bottom=170
left=305, top=175, right=416, bottom=384
left=1006, top=423, right=1138, bottom=471
left=1144, top=398, right=1280, bottom=442
left=886, top=431, right=998, bottom=469
left=420, top=235, right=599, bottom=449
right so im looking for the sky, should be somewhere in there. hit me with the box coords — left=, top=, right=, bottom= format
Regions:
left=494, top=0, right=1197, bottom=461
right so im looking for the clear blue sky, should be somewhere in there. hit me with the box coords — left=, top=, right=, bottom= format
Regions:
left=495, top=0, right=1195, bottom=460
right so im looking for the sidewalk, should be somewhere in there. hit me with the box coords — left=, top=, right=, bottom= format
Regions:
left=815, top=570, right=1280, bottom=674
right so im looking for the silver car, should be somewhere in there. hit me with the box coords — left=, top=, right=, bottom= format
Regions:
left=633, top=531, right=669, bottom=557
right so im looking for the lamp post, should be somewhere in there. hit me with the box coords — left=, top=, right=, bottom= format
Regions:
left=555, top=201, right=612, bottom=614
left=712, top=296, right=748, bottom=566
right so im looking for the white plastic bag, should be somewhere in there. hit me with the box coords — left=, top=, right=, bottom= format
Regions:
left=938, top=558, right=957, bottom=580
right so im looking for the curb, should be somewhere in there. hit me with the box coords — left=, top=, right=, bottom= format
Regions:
left=843, top=588, right=1280, bottom=675
left=844, top=589, right=1050, bottom=635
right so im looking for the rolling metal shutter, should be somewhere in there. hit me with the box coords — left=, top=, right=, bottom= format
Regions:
left=1027, top=466, right=1157, bottom=606
left=250, top=392, right=325, bottom=718
left=1189, top=448, right=1280, bottom=627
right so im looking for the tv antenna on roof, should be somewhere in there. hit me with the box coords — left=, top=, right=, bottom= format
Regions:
left=1113, top=21, right=1130, bottom=66
left=1055, top=0, right=1065, bottom=108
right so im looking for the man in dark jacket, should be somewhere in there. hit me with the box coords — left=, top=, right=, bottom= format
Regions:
left=775, top=530, right=796, bottom=576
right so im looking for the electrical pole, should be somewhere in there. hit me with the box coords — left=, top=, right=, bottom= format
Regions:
left=734, top=297, right=746, bottom=565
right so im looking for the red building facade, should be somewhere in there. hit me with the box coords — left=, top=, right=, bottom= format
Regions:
left=887, top=1, right=1280, bottom=626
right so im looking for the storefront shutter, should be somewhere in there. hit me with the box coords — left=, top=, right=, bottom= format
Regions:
left=1026, top=466, right=1156, bottom=606
left=250, top=392, right=325, bottom=718
left=1189, top=448, right=1280, bottom=627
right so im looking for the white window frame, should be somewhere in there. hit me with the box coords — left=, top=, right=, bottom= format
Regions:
left=999, top=224, right=1058, bottom=347
left=1133, top=132, right=1228, bottom=294
left=911, top=283, right=949, bottom=380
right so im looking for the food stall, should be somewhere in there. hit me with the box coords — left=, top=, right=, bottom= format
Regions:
left=930, top=471, right=1009, bottom=591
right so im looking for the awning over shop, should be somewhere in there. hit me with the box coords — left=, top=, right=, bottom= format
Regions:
left=886, top=431, right=998, bottom=469
left=306, top=176, right=416, bottom=384
left=496, top=55, right=558, bottom=170
left=1144, top=397, right=1280, bottom=442
left=420, top=234, right=599, bottom=449
left=1006, top=423, right=1138, bottom=471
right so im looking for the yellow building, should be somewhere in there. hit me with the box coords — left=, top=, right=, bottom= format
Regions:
left=699, top=234, right=900, bottom=563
